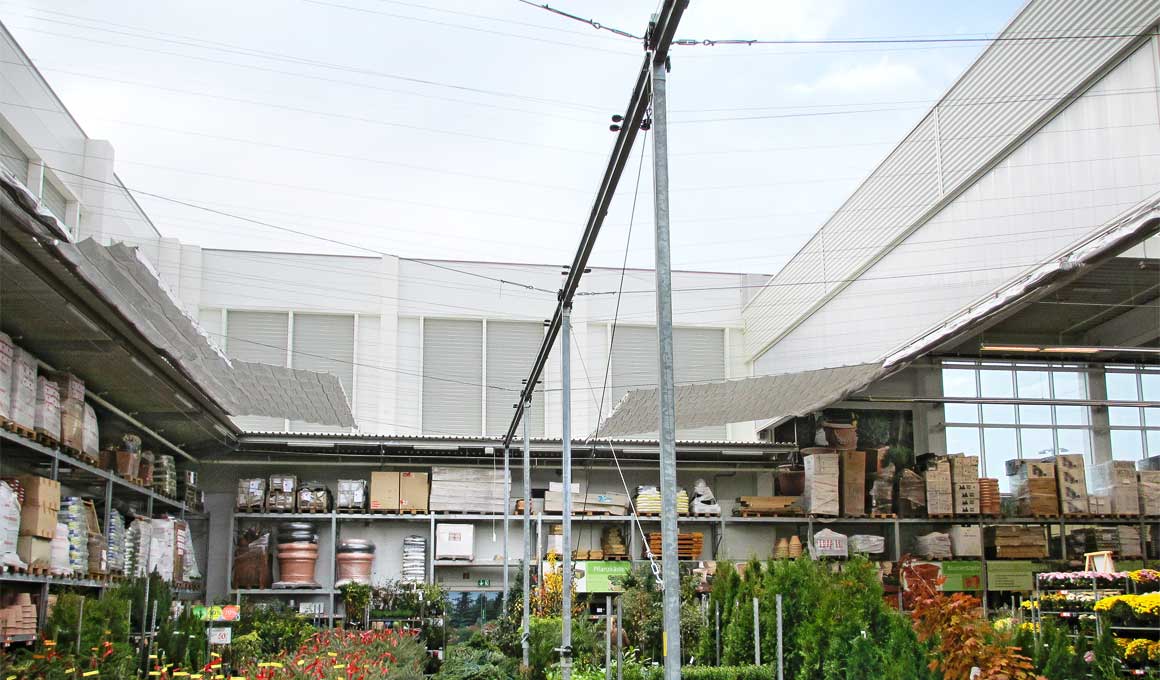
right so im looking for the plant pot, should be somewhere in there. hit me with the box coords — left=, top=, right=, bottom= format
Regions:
left=277, top=531, right=318, bottom=544
left=115, top=450, right=139, bottom=479
left=776, top=470, right=805, bottom=496
left=337, top=539, right=375, bottom=554
left=822, top=422, right=857, bottom=450
left=336, top=551, right=374, bottom=585
left=276, top=541, right=320, bottom=584
left=800, top=447, right=838, bottom=457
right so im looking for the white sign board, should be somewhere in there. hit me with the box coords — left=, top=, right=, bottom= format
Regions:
left=208, top=627, right=232, bottom=645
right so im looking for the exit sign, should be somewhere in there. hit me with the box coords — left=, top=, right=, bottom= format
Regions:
left=477, top=579, right=491, bottom=587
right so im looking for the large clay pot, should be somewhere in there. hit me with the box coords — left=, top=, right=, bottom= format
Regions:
left=822, top=422, right=857, bottom=450
left=277, top=541, right=320, bottom=585
left=336, top=552, right=374, bottom=585
left=776, top=469, right=805, bottom=496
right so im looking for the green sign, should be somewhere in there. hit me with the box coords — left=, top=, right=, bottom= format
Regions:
left=987, top=561, right=1035, bottom=591
left=576, top=561, right=632, bottom=593
left=941, top=561, right=984, bottom=591
left=476, top=579, right=491, bottom=588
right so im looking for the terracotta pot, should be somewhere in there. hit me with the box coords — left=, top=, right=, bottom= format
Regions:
left=277, top=541, right=319, bottom=584
left=776, top=470, right=805, bottom=496
left=336, top=552, right=374, bottom=584
left=822, top=422, right=857, bottom=450
left=115, top=450, right=139, bottom=479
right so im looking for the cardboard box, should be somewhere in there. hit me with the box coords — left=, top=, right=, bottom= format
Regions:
left=840, top=449, right=866, bottom=516
left=803, top=452, right=839, bottom=516
left=16, top=475, right=60, bottom=511
left=369, top=471, right=400, bottom=512
left=549, top=482, right=581, bottom=493
left=16, top=535, right=51, bottom=565
left=400, top=471, right=429, bottom=511
left=1139, top=470, right=1160, bottom=516
left=1091, top=461, right=1140, bottom=515
left=1006, top=459, right=1055, bottom=480
left=950, top=455, right=980, bottom=482
left=19, top=504, right=56, bottom=538
left=435, top=523, right=474, bottom=560
left=925, top=459, right=953, bottom=515
left=949, top=525, right=982, bottom=557
left=953, top=481, right=980, bottom=515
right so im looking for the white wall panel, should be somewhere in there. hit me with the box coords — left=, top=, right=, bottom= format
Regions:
left=756, top=41, right=1160, bottom=376
left=289, top=313, right=354, bottom=433
left=423, top=319, right=483, bottom=436
left=0, top=126, right=26, bottom=183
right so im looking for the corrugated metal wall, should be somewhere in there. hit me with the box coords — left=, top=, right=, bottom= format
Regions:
left=744, top=0, right=1160, bottom=362
left=355, top=315, right=381, bottom=433
left=754, top=38, right=1160, bottom=375
left=289, top=313, right=354, bottom=433
left=485, top=321, right=545, bottom=437
left=225, top=310, right=288, bottom=431
left=40, top=178, right=66, bottom=224
left=422, top=319, right=483, bottom=436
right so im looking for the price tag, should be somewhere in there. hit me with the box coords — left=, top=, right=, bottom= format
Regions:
left=208, top=627, right=232, bottom=646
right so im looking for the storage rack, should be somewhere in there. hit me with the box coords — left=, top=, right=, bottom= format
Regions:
left=225, top=500, right=1160, bottom=622
left=0, top=424, right=207, bottom=642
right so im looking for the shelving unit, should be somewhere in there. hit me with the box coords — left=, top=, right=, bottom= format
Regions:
left=0, top=423, right=208, bottom=628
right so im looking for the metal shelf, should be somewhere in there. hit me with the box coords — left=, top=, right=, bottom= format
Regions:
left=231, top=588, right=335, bottom=595
left=0, top=572, right=106, bottom=588
left=0, top=428, right=202, bottom=516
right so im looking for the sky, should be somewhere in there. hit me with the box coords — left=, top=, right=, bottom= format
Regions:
left=3, top=0, right=1025, bottom=274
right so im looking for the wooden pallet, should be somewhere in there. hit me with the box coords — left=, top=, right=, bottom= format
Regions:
left=33, top=431, right=59, bottom=450
left=737, top=509, right=803, bottom=518
left=600, top=554, right=630, bottom=561
left=336, top=507, right=371, bottom=514
left=433, top=510, right=503, bottom=516
left=294, top=508, right=330, bottom=515
left=1, top=419, right=35, bottom=440
left=1085, top=513, right=1140, bottom=520
left=870, top=513, right=897, bottom=519
left=1024, top=514, right=1061, bottom=520
left=927, top=514, right=955, bottom=519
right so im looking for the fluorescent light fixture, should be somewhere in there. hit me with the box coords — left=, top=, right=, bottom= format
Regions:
left=129, top=356, right=155, bottom=378
left=287, top=441, right=334, bottom=448
left=980, top=345, right=1040, bottom=352
left=413, top=443, right=460, bottom=451
left=484, top=446, right=495, bottom=455
left=981, top=344, right=1160, bottom=355
left=720, top=450, right=767, bottom=457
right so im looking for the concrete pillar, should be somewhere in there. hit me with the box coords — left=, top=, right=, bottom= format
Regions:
left=1089, top=370, right=1113, bottom=465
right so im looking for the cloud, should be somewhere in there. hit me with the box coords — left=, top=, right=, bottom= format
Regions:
left=793, top=57, right=923, bottom=94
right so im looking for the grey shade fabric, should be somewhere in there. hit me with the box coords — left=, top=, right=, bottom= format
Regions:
left=597, top=362, right=886, bottom=437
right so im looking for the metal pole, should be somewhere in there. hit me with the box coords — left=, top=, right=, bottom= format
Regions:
left=76, top=596, right=85, bottom=655
left=605, top=594, right=613, bottom=680
left=715, top=601, right=720, bottom=666
left=753, top=596, right=760, bottom=665
left=503, top=445, right=510, bottom=611
left=777, top=594, right=784, bottom=680
left=651, top=48, right=681, bottom=680
left=522, top=404, right=532, bottom=670
left=616, top=596, right=624, bottom=680
left=560, top=305, right=574, bottom=680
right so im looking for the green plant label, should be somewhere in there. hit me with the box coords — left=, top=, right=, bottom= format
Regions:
left=576, top=561, right=632, bottom=593
left=940, top=561, right=984, bottom=591
left=986, top=561, right=1035, bottom=591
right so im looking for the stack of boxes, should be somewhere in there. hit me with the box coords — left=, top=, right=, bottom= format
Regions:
left=949, top=524, right=983, bottom=557
left=1090, top=461, right=1141, bottom=516
left=1051, top=454, right=1089, bottom=516
left=266, top=474, right=298, bottom=512
left=369, top=471, right=430, bottom=512
left=1008, top=460, right=1058, bottom=516
left=1138, top=469, right=1160, bottom=516
left=430, top=467, right=503, bottom=513
left=840, top=450, right=867, bottom=517
left=924, top=457, right=953, bottom=516
left=803, top=451, right=840, bottom=516
left=865, top=446, right=894, bottom=515
left=16, top=475, right=58, bottom=567
left=106, top=510, right=126, bottom=574
left=0, top=592, right=36, bottom=639
left=950, top=455, right=980, bottom=516
left=58, top=496, right=88, bottom=575
left=51, top=372, right=85, bottom=455
left=152, top=455, right=177, bottom=498
left=180, top=471, right=200, bottom=511
left=986, top=525, right=1049, bottom=559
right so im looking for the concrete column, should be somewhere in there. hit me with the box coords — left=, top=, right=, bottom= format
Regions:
left=79, top=140, right=116, bottom=244
left=1089, top=370, right=1113, bottom=465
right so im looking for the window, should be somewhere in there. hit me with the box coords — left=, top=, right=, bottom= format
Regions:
left=943, top=361, right=1092, bottom=492
left=0, top=127, right=27, bottom=184
left=41, top=178, right=68, bottom=224
left=1106, top=365, right=1160, bottom=460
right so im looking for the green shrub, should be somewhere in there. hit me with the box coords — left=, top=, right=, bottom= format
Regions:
left=644, top=665, right=775, bottom=680
left=232, top=601, right=317, bottom=658
left=436, top=635, right=517, bottom=680
left=526, top=616, right=601, bottom=680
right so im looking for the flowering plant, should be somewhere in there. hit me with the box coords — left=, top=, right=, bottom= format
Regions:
left=1037, top=571, right=1128, bottom=589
